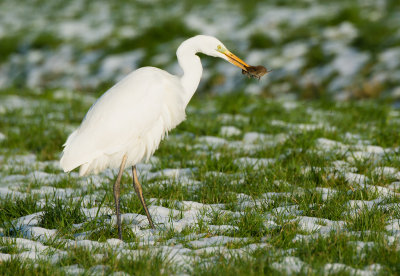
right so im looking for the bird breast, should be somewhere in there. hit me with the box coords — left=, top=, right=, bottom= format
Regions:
left=60, top=67, right=186, bottom=176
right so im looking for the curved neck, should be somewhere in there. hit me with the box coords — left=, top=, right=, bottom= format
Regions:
left=177, top=40, right=203, bottom=107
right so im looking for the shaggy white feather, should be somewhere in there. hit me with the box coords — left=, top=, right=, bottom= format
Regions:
left=60, top=67, right=185, bottom=176
left=60, top=35, right=238, bottom=176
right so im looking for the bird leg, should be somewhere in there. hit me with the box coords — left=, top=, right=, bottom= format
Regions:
left=132, top=166, right=155, bottom=229
left=113, top=154, right=127, bottom=240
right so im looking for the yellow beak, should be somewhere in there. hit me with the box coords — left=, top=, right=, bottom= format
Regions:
left=224, top=50, right=250, bottom=71
left=217, top=47, right=250, bottom=71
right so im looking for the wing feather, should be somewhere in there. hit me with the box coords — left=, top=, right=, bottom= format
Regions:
left=60, top=67, right=185, bottom=173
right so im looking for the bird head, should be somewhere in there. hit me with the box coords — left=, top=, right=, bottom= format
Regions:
left=196, top=35, right=250, bottom=72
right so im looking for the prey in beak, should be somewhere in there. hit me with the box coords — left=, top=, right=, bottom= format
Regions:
left=217, top=46, right=270, bottom=80
left=242, top=65, right=271, bottom=80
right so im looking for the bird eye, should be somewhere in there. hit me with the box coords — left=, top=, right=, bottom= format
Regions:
left=216, top=45, right=224, bottom=53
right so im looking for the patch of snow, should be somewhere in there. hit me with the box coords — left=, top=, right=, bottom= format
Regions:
left=242, top=132, right=287, bottom=145
left=143, top=168, right=196, bottom=181
left=99, top=50, right=143, bottom=81
left=208, top=225, right=239, bottom=232
left=344, top=172, right=369, bottom=186
left=87, top=264, right=111, bottom=275
left=14, top=212, right=44, bottom=227
left=197, top=136, right=227, bottom=148
left=345, top=198, right=383, bottom=216
left=148, top=205, right=181, bottom=224
left=263, top=220, right=280, bottom=230
left=62, top=264, right=85, bottom=275
left=347, top=151, right=382, bottom=162
left=332, top=48, right=370, bottom=77
left=219, top=126, right=241, bottom=137
left=324, top=263, right=382, bottom=276
left=315, top=187, right=338, bottom=201
left=233, top=157, right=275, bottom=169
left=272, top=205, right=302, bottom=216
left=20, top=226, right=57, bottom=241
left=323, top=22, right=358, bottom=43
left=386, top=219, right=400, bottom=232
left=188, top=236, right=247, bottom=248
left=218, top=114, right=250, bottom=124
left=82, top=207, right=113, bottom=219
left=378, top=46, right=400, bottom=70
left=316, top=138, right=349, bottom=154
left=388, top=182, right=400, bottom=191
left=0, top=187, right=25, bottom=199
left=294, top=216, right=345, bottom=234
left=0, top=253, right=11, bottom=261
left=372, top=167, right=397, bottom=177
left=271, top=256, right=312, bottom=274
left=282, top=101, right=298, bottom=110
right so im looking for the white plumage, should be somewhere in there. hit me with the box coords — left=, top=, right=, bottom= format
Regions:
left=60, top=35, right=250, bottom=176
left=59, top=35, right=251, bottom=237
left=60, top=67, right=185, bottom=176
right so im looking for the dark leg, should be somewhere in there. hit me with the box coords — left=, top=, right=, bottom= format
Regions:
left=132, top=166, right=155, bottom=229
left=113, top=154, right=127, bottom=240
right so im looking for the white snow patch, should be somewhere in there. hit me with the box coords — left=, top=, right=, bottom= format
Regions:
left=0, top=253, right=11, bottom=261
left=344, top=172, right=369, bottom=186
left=148, top=205, right=180, bottom=225
left=62, top=265, right=85, bottom=275
left=13, top=212, right=44, bottom=227
left=379, top=46, right=400, bottom=69
left=332, top=48, right=369, bottom=77
left=82, top=207, right=113, bottom=219
left=294, top=216, right=345, bottom=234
left=315, top=187, right=338, bottom=201
left=271, top=256, right=312, bottom=274
left=218, top=113, right=250, bottom=124
left=316, top=138, right=349, bottom=154
left=20, top=226, right=57, bottom=241
left=388, top=182, right=400, bottom=191
left=263, top=220, right=280, bottom=230
left=143, top=168, right=196, bottom=181
left=324, top=263, right=382, bottom=276
left=323, top=22, right=358, bottom=43
left=372, top=167, right=398, bottom=177
left=272, top=205, right=302, bottom=216
left=99, top=50, right=143, bottom=81
left=0, top=187, right=25, bottom=199
left=386, top=219, right=400, bottom=232
left=188, top=236, right=247, bottom=248
left=233, top=157, right=275, bottom=169
left=197, top=136, right=227, bottom=147
left=242, top=132, right=287, bottom=145
left=207, top=225, right=239, bottom=232
left=220, top=126, right=241, bottom=137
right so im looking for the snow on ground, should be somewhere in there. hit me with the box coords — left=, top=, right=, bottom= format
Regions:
left=1, top=67, right=399, bottom=273
left=1, top=122, right=399, bottom=273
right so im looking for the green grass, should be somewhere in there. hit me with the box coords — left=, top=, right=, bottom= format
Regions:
left=39, top=197, right=85, bottom=230
left=1, top=88, right=400, bottom=274
left=0, top=195, right=42, bottom=223
left=0, top=0, right=400, bottom=273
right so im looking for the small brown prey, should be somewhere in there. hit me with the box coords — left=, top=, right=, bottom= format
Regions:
left=242, top=65, right=270, bottom=80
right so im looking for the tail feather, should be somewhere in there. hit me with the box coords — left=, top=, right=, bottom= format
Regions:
left=60, top=130, right=84, bottom=173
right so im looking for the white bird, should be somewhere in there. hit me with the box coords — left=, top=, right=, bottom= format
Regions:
left=60, top=35, right=251, bottom=239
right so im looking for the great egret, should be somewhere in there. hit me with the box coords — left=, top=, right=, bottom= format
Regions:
left=60, top=35, right=254, bottom=239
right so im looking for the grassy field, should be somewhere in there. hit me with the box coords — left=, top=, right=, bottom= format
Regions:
left=1, top=0, right=400, bottom=275
left=0, top=0, right=399, bottom=99
left=1, top=89, right=400, bottom=275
